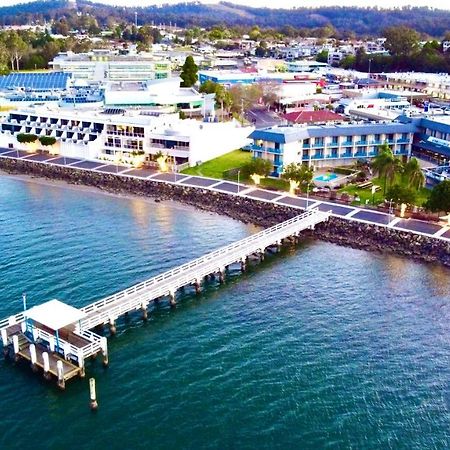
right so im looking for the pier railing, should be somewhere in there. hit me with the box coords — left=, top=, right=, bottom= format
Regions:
left=79, top=208, right=329, bottom=330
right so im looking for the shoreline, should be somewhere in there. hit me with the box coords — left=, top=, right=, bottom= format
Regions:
left=0, top=158, right=449, bottom=268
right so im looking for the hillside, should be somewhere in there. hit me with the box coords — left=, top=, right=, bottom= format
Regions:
left=0, top=0, right=449, bottom=37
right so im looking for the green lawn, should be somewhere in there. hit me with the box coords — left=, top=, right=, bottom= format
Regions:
left=181, top=150, right=252, bottom=179
left=340, top=174, right=430, bottom=207
left=181, top=150, right=290, bottom=190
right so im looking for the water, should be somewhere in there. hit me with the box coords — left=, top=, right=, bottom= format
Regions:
left=1, top=175, right=450, bottom=450
left=314, top=173, right=338, bottom=182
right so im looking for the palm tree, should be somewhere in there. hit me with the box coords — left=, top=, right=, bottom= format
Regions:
left=404, top=157, right=425, bottom=190
left=372, top=144, right=403, bottom=195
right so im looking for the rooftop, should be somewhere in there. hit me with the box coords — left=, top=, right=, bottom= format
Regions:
left=26, top=299, right=86, bottom=331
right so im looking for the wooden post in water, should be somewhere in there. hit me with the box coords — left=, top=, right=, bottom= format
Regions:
left=141, top=303, right=148, bottom=321
left=218, top=268, right=225, bottom=284
left=194, top=280, right=201, bottom=294
left=89, top=377, right=98, bottom=411
left=1, top=329, right=8, bottom=357
left=12, top=335, right=19, bottom=362
left=57, top=360, right=65, bottom=390
left=42, top=352, right=51, bottom=380
left=78, top=349, right=85, bottom=378
left=109, top=317, right=116, bottom=335
left=29, top=344, right=38, bottom=372
left=100, top=337, right=108, bottom=367
left=240, top=258, right=247, bottom=272
left=169, top=290, right=176, bottom=307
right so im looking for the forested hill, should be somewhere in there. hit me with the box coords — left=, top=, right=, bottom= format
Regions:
left=1, top=0, right=449, bottom=37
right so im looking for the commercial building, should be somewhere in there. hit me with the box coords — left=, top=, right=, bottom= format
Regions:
left=103, top=78, right=215, bottom=114
left=50, top=50, right=171, bottom=82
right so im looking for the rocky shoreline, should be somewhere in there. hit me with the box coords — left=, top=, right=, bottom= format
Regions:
left=1, top=157, right=449, bottom=268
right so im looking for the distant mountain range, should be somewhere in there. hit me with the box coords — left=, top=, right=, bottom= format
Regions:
left=1, top=0, right=449, bottom=37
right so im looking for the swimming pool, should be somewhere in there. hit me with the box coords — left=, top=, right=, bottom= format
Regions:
left=314, top=173, right=339, bottom=182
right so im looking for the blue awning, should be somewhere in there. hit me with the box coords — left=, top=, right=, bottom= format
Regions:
left=414, top=141, right=450, bottom=158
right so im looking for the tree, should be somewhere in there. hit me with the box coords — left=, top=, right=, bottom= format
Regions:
left=383, top=26, right=419, bottom=58
left=316, top=50, right=328, bottom=63
left=199, top=80, right=233, bottom=112
left=426, top=180, right=450, bottom=213
left=371, top=144, right=403, bottom=195
left=242, top=157, right=272, bottom=184
left=386, top=184, right=417, bottom=205
left=403, top=157, right=425, bottom=190
left=180, top=55, right=198, bottom=87
left=281, top=163, right=313, bottom=194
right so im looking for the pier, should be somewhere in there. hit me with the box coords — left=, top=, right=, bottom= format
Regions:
left=0, top=208, right=329, bottom=388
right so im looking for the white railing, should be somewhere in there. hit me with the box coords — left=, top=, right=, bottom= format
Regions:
left=0, top=312, right=26, bottom=332
left=73, top=329, right=103, bottom=359
left=79, top=209, right=329, bottom=330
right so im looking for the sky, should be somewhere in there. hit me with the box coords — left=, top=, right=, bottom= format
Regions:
left=1, top=0, right=448, bottom=9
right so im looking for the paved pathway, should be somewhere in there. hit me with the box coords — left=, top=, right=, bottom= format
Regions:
left=1, top=150, right=449, bottom=242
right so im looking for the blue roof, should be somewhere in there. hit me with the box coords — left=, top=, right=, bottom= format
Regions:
left=249, top=121, right=416, bottom=144
left=419, top=117, right=450, bottom=135
left=0, top=72, right=71, bottom=91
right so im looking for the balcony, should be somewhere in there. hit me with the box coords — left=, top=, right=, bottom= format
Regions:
left=355, top=151, right=368, bottom=157
left=312, top=143, right=324, bottom=148
left=396, top=138, right=410, bottom=143
left=355, top=141, right=368, bottom=146
left=243, top=144, right=263, bottom=151
left=371, top=140, right=382, bottom=145
left=368, top=151, right=378, bottom=157
left=312, top=154, right=325, bottom=159
left=342, top=141, right=353, bottom=146
left=340, top=152, right=353, bottom=158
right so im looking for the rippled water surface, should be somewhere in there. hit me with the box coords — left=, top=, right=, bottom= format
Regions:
left=0, top=176, right=450, bottom=450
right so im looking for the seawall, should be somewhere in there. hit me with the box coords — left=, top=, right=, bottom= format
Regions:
left=1, top=157, right=449, bottom=268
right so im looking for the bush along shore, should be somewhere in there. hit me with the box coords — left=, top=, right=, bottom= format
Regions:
left=1, top=158, right=449, bottom=268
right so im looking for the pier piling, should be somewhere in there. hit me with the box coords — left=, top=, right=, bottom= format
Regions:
left=12, top=335, right=19, bottom=362
left=57, top=360, right=65, bottom=389
left=29, top=344, right=38, bottom=372
left=42, top=352, right=51, bottom=380
left=89, top=378, right=98, bottom=411
left=109, top=318, right=116, bottom=335
left=169, top=291, right=176, bottom=307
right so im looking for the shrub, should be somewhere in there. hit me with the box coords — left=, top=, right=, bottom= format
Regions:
left=333, top=167, right=355, bottom=175
left=16, top=133, right=38, bottom=144
left=39, top=136, right=56, bottom=146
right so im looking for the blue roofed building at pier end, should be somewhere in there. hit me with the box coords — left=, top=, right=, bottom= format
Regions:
left=246, top=116, right=450, bottom=177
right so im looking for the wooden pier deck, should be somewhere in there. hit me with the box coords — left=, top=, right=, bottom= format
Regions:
left=0, top=208, right=329, bottom=387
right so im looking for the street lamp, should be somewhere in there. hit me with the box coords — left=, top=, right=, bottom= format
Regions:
left=237, top=170, right=240, bottom=194
left=368, top=58, right=373, bottom=78
left=306, top=182, right=310, bottom=210
left=388, top=198, right=394, bottom=222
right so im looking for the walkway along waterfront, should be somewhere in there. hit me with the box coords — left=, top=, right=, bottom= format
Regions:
left=0, top=151, right=449, bottom=266
left=0, top=209, right=329, bottom=387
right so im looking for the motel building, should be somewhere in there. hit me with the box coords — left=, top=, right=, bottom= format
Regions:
left=247, top=115, right=450, bottom=176
left=247, top=122, right=414, bottom=176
